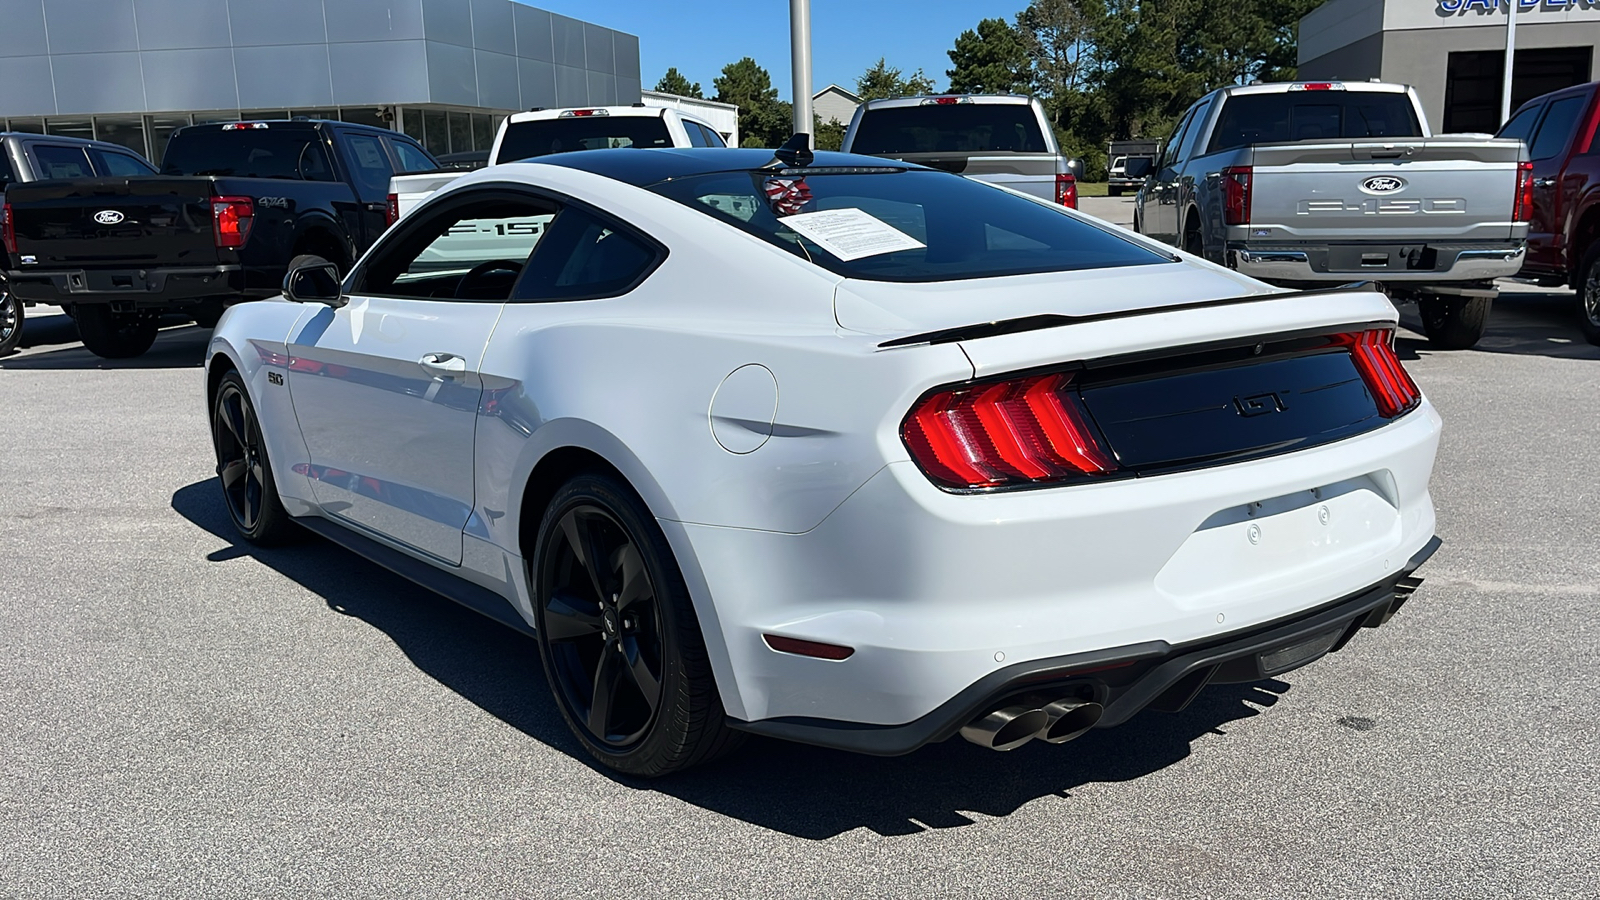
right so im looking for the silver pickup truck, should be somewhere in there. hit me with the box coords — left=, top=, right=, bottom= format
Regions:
left=841, top=94, right=1080, bottom=208
left=1135, top=81, right=1531, bottom=349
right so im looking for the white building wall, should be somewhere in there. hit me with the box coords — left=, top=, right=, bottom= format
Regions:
left=640, top=90, right=739, bottom=145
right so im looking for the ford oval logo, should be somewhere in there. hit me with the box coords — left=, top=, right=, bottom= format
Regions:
left=93, top=210, right=126, bottom=225
left=1361, top=176, right=1405, bottom=194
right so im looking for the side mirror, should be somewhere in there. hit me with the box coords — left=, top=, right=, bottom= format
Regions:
left=283, top=258, right=344, bottom=307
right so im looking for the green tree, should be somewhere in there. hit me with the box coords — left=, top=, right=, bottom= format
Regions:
left=946, top=18, right=1033, bottom=95
left=654, top=67, right=702, bottom=99
left=855, top=58, right=938, bottom=101
left=714, top=57, right=791, bottom=148
left=814, top=116, right=846, bottom=151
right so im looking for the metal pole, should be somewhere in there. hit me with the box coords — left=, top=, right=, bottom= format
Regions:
left=1500, top=0, right=1518, bottom=125
left=790, top=0, right=814, bottom=145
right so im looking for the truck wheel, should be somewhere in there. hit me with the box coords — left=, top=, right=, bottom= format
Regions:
left=1182, top=225, right=1204, bottom=258
left=1108, top=186, right=1122, bottom=197
left=1417, top=295, right=1492, bottom=350
left=75, top=305, right=160, bottom=359
left=1576, top=245, right=1600, bottom=347
left=0, top=286, right=22, bottom=355
left=191, top=299, right=227, bottom=329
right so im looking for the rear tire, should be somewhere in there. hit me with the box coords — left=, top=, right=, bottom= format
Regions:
left=75, top=305, right=159, bottom=359
left=1107, top=186, right=1122, bottom=197
left=1575, top=245, right=1600, bottom=347
left=191, top=298, right=228, bottom=330
left=1417, top=295, right=1492, bottom=350
left=532, top=473, right=743, bottom=777
left=0, top=285, right=21, bottom=356
left=1182, top=224, right=1204, bottom=258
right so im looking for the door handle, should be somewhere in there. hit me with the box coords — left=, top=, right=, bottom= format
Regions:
left=1532, top=177, right=1556, bottom=189
left=418, top=352, right=467, bottom=376
left=365, top=202, right=388, bottom=212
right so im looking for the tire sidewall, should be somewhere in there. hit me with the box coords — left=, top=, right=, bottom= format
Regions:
left=531, top=473, right=706, bottom=776
left=212, top=371, right=283, bottom=543
left=0, top=286, right=21, bottom=355
left=1577, top=245, right=1600, bottom=344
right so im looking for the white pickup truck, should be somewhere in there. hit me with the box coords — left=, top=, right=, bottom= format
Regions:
left=1134, top=81, right=1530, bottom=349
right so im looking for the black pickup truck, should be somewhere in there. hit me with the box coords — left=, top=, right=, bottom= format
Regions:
left=2, top=119, right=437, bottom=358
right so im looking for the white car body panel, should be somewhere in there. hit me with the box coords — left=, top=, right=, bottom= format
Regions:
left=208, top=152, right=1442, bottom=737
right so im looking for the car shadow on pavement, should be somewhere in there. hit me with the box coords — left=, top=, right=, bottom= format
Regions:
left=1394, top=289, right=1600, bottom=362
left=0, top=311, right=208, bottom=369
left=172, top=476, right=1300, bottom=840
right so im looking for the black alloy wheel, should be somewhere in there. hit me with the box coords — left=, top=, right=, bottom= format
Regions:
left=1577, top=245, right=1600, bottom=347
left=533, top=474, right=741, bottom=776
left=211, top=372, right=296, bottom=545
left=0, top=285, right=21, bottom=355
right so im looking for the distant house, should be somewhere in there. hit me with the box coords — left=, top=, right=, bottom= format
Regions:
left=812, top=85, right=861, bottom=127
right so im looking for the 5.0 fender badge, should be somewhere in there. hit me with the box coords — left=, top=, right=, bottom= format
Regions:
left=93, top=210, right=126, bottom=225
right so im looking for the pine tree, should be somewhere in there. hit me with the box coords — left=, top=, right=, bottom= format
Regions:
left=654, top=68, right=703, bottom=99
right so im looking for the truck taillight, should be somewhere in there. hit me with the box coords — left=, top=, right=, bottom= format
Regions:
left=1222, top=166, right=1253, bottom=226
left=1513, top=161, right=1534, bottom=223
left=902, top=373, right=1116, bottom=490
left=1332, top=329, right=1421, bottom=418
left=1055, top=173, right=1078, bottom=209
left=1, top=203, right=15, bottom=255
left=212, top=197, right=254, bottom=249
left=386, top=193, right=400, bottom=227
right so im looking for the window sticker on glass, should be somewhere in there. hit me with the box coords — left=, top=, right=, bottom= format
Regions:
left=778, top=208, right=927, bottom=261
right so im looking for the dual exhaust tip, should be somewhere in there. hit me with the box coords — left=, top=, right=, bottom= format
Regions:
left=959, top=698, right=1103, bottom=752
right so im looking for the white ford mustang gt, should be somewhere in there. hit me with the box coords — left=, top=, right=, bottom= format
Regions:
left=205, top=146, right=1441, bottom=776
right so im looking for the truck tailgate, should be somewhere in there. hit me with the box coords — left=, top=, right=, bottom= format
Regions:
left=886, top=152, right=1060, bottom=201
left=6, top=177, right=219, bottom=268
left=1245, top=138, right=1524, bottom=242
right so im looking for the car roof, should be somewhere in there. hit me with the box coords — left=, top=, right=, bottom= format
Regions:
left=0, top=131, right=129, bottom=149
left=530, top=147, right=925, bottom=186
left=1216, top=81, right=1411, bottom=98
left=860, top=94, right=1036, bottom=110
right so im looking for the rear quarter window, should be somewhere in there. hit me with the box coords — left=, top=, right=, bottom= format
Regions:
left=33, top=145, right=93, bottom=179
left=851, top=104, right=1048, bottom=154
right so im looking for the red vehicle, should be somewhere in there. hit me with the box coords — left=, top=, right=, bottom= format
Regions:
left=1497, top=82, right=1600, bottom=345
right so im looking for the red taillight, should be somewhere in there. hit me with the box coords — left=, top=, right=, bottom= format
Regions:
left=1222, top=166, right=1252, bottom=225
left=1056, top=173, right=1078, bottom=208
left=922, top=96, right=963, bottom=105
left=763, top=635, right=855, bottom=660
left=1, top=202, right=15, bottom=255
left=212, top=196, right=254, bottom=249
left=1333, top=329, right=1421, bottom=418
left=1513, top=161, right=1534, bottom=222
left=386, top=192, right=400, bottom=227
left=902, top=372, right=1116, bottom=490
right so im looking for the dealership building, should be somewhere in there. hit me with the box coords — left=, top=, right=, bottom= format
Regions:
left=0, top=0, right=642, bottom=164
left=1298, top=0, right=1597, bottom=133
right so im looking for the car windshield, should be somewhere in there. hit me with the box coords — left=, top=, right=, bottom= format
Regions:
left=650, top=167, right=1169, bottom=283
left=1207, top=92, right=1423, bottom=153
left=160, top=127, right=327, bottom=179
left=850, top=104, right=1049, bottom=154
left=496, top=116, right=673, bottom=163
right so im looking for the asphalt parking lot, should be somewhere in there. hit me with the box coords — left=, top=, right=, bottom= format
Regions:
left=3, top=242, right=1598, bottom=896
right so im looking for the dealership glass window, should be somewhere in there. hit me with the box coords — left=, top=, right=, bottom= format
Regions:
left=401, top=107, right=426, bottom=144
left=449, top=111, right=471, bottom=154
left=145, top=116, right=191, bottom=165
left=244, top=111, right=289, bottom=122
left=44, top=119, right=94, bottom=141
left=1528, top=96, right=1585, bottom=161
left=93, top=117, right=148, bottom=158
left=340, top=107, right=389, bottom=130
left=193, top=112, right=244, bottom=125
left=472, top=114, right=491, bottom=150
left=423, top=109, right=449, bottom=156
left=291, top=109, right=338, bottom=122
left=6, top=118, right=44, bottom=134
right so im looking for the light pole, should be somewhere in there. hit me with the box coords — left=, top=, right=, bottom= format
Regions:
left=1500, top=0, right=1519, bottom=125
left=790, top=0, right=814, bottom=145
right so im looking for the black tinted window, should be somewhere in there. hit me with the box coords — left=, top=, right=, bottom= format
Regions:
left=342, top=133, right=395, bottom=198
left=1529, top=96, right=1585, bottom=160
left=851, top=103, right=1048, bottom=154
left=651, top=168, right=1167, bottom=283
left=1208, top=92, right=1423, bottom=152
left=496, top=115, right=672, bottom=163
left=34, top=145, right=92, bottom=179
left=0, top=148, right=16, bottom=188
left=388, top=138, right=437, bottom=173
left=161, top=127, right=332, bottom=179
left=90, top=149, right=156, bottom=176
left=698, top=123, right=727, bottom=147
left=515, top=207, right=659, bottom=301
left=1497, top=104, right=1542, bottom=145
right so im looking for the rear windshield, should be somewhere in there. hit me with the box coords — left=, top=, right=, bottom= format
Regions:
left=650, top=168, right=1168, bottom=283
left=851, top=104, right=1049, bottom=155
left=496, top=116, right=672, bottom=164
left=161, top=127, right=331, bottom=179
left=1207, top=92, right=1423, bottom=153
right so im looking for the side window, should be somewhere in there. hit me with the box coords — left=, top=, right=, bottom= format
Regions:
left=1178, top=100, right=1213, bottom=162
left=1528, top=96, right=1585, bottom=161
left=33, top=145, right=93, bottom=179
left=340, top=133, right=395, bottom=200
left=0, top=148, right=17, bottom=189
left=699, top=124, right=727, bottom=147
left=1497, top=104, right=1543, bottom=146
left=89, top=149, right=156, bottom=176
left=514, top=206, right=660, bottom=302
left=297, top=141, right=336, bottom=182
left=357, top=194, right=557, bottom=301
left=387, top=138, right=437, bottom=174
left=1159, top=110, right=1195, bottom=171
left=682, top=119, right=709, bottom=147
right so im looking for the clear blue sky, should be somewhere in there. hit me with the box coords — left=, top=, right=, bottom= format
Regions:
left=526, top=0, right=1024, bottom=100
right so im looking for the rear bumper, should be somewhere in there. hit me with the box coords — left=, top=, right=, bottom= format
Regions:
left=730, top=537, right=1438, bottom=755
left=1229, top=241, right=1525, bottom=284
left=5, top=265, right=243, bottom=305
